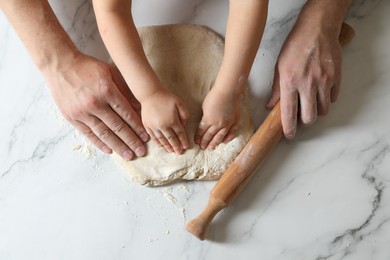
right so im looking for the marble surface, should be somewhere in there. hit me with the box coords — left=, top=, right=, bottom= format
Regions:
left=0, top=0, right=389, bottom=259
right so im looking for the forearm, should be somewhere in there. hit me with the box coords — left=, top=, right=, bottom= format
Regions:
left=0, top=0, right=79, bottom=75
left=296, top=0, right=352, bottom=38
left=215, top=0, right=268, bottom=95
left=93, top=0, right=162, bottom=102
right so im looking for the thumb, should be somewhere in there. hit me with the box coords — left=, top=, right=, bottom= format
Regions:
left=109, top=64, right=141, bottom=111
left=266, top=67, right=281, bottom=109
left=176, top=102, right=190, bottom=126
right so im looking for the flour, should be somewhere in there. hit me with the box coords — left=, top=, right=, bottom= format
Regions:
left=112, top=25, right=254, bottom=186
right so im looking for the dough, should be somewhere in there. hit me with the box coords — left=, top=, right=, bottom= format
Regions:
left=113, top=24, right=253, bottom=186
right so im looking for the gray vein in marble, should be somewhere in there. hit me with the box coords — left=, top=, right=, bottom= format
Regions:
left=317, top=141, right=390, bottom=259
left=239, top=148, right=346, bottom=240
left=67, top=0, right=99, bottom=50
left=1, top=131, right=71, bottom=178
left=240, top=177, right=296, bottom=240
left=261, top=6, right=302, bottom=54
left=7, top=91, right=44, bottom=153
left=182, top=0, right=207, bottom=24
left=348, top=0, right=382, bottom=20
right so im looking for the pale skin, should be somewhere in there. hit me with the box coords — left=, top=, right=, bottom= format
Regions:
left=93, top=0, right=269, bottom=153
left=0, top=0, right=149, bottom=161
left=0, top=0, right=352, bottom=159
left=267, top=0, right=352, bottom=139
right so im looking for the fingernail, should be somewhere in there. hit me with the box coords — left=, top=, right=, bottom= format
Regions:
left=102, top=146, right=112, bottom=154
left=194, top=136, right=200, bottom=145
left=141, top=133, right=149, bottom=142
left=208, top=145, right=215, bottom=150
left=122, top=150, right=134, bottom=161
left=286, top=129, right=296, bottom=140
left=135, top=147, right=145, bottom=157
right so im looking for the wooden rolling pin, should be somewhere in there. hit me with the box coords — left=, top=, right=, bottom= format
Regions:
left=186, top=23, right=356, bottom=240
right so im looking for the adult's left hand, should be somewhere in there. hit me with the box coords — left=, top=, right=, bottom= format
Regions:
left=267, top=22, right=343, bottom=139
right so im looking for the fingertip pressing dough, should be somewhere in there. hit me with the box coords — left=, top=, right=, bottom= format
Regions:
left=112, top=24, right=254, bottom=186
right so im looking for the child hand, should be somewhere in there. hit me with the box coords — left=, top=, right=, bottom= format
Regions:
left=195, top=88, right=240, bottom=150
left=141, top=89, right=189, bottom=154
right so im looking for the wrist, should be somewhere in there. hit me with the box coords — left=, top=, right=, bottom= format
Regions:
left=38, top=44, right=81, bottom=77
left=298, top=0, right=352, bottom=38
left=213, top=66, right=248, bottom=96
left=136, top=83, right=166, bottom=104
left=211, top=81, right=244, bottom=101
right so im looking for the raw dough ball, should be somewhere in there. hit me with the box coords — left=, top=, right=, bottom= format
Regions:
left=113, top=24, right=253, bottom=186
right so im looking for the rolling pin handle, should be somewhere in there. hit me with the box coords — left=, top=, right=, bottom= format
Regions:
left=186, top=22, right=355, bottom=240
left=186, top=197, right=226, bottom=240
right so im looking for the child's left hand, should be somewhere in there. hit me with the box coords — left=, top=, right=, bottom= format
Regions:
left=195, top=88, right=241, bottom=150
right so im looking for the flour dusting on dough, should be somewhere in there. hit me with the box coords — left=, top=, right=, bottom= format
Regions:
left=112, top=25, right=254, bottom=186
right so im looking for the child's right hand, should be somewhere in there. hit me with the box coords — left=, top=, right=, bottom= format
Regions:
left=141, top=89, right=190, bottom=155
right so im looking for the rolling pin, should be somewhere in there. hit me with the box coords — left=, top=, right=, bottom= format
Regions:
left=186, top=23, right=356, bottom=240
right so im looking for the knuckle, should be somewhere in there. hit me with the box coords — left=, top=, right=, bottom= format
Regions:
left=65, top=107, right=87, bottom=121
left=112, top=122, right=126, bottom=134
left=99, top=83, right=114, bottom=97
left=85, top=97, right=101, bottom=111
left=123, top=110, right=137, bottom=121
left=175, top=129, right=185, bottom=137
left=127, top=138, right=141, bottom=150
left=280, top=72, right=295, bottom=86
left=97, top=129, right=111, bottom=139
left=62, top=112, right=74, bottom=122
left=95, top=63, right=111, bottom=78
left=306, top=75, right=315, bottom=88
left=182, top=111, right=190, bottom=121
left=216, top=130, right=227, bottom=138
left=319, top=73, right=332, bottom=86
left=154, top=118, right=171, bottom=129
left=82, top=128, right=95, bottom=137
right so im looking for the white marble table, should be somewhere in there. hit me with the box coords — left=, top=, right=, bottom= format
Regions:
left=1, top=0, right=389, bottom=259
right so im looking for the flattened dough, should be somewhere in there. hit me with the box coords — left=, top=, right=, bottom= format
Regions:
left=113, top=24, right=253, bottom=186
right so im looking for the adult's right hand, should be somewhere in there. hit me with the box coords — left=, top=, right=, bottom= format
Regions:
left=45, top=53, right=149, bottom=160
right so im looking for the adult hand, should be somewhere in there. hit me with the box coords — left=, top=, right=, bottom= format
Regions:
left=267, top=23, right=342, bottom=139
left=46, top=53, right=149, bottom=160
left=141, top=89, right=189, bottom=155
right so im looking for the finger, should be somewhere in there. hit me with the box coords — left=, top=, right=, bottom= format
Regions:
left=110, top=93, right=149, bottom=143
left=98, top=108, right=146, bottom=157
left=176, top=102, right=190, bottom=126
left=223, top=124, right=239, bottom=144
left=280, top=86, right=298, bottom=139
left=330, top=79, right=341, bottom=103
left=147, top=129, right=163, bottom=147
left=87, top=116, right=136, bottom=160
left=73, top=121, right=112, bottom=154
left=199, top=126, right=218, bottom=150
left=155, top=130, right=174, bottom=153
left=317, top=86, right=331, bottom=116
left=195, top=121, right=210, bottom=145
left=208, top=128, right=229, bottom=150
left=267, top=67, right=281, bottom=109
left=299, top=87, right=317, bottom=126
left=163, top=128, right=184, bottom=155
left=331, top=61, right=342, bottom=103
left=171, top=123, right=189, bottom=150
